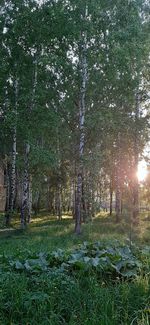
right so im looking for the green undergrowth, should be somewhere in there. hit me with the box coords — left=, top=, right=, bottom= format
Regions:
left=0, top=211, right=150, bottom=255
left=0, top=213, right=150, bottom=324
left=2, top=241, right=150, bottom=278
left=0, top=269, right=150, bottom=324
left=0, top=241, right=150, bottom=324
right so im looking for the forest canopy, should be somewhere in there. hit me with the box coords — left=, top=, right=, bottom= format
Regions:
left=0, top=0, right=150, bottom=233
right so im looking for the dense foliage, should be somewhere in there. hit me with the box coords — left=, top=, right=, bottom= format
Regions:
left=3, top=241, right=149, bottom=279
left=0, top=0, right=149, bottom=229
left=0, top=236, right=150, bottom=324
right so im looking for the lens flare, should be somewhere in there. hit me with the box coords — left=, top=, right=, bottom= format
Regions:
left=137, top=161, right=147, bottom=182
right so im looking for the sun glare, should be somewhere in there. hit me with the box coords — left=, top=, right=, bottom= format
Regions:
left=137, top=161, right=148, bottom=182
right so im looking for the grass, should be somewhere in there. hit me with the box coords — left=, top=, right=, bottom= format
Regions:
left=0, top=212, right=150, bottom=324
left=0, top=212, right=149, bottom=255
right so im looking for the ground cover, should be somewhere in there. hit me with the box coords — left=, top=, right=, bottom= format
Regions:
left=0, top=213, right=150, bottom=324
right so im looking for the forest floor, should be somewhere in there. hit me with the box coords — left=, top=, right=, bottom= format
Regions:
left=0, top=212, right=150, bottom=324
left=0, top=211, right=150, bottom=254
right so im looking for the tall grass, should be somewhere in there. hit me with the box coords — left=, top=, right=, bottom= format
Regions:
left=0, top=271, right=149, bottom=324
left=0, top=213, right=150, bottom=324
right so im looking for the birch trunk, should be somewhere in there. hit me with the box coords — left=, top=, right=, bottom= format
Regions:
left=21, top=55, right=37, bottom=226
left=56, top=182, right=62, bottom=220
left=109, top=178, right=113, bottom=216
left=55, top=95, right=62, bottom=220
left=68, top=179, right=73, bottom=213
left=72, top=178, right=76, bottom=219
left=5, top=79, right=18, bottom=226
left=81, top=177, right=87, bottom=222
left=115, top=181, right=122, bottom=222
left=90, top=173, right=96, bottom=219
left=75, top=8, right=88, bottom=234
left=28, top=174, right=32, bottom=223
left=4, top=158, right=10, bottom=219
left=47, top=177, right=53, bottom=213
left=86, top=171, right=94, bottom=220
left=132, top=92, right=140, bottom=224
left=109, top=186, right=113, bottom=216
left=115, top=133, right=122, bottom=222
left=21, top=144, right=30, bottom=228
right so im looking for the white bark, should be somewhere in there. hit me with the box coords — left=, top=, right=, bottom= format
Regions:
left=115, top=132, right=122, bottom=222
left=9, top=121, right=17, bottom=210
left=5, top=78, right=18, bottom=225
left=4, top=156, right=10, bottom=214
left=132, top=91, right=140, bottom=224
left=75, top=7, right=88, bottom=234
left=21, top=55, right=38, bottom=226
left=21, top=144, right=30, bottom=228
left=55, top=99, right=62, bottom=219
left=28, top=174, right=32, bottom=223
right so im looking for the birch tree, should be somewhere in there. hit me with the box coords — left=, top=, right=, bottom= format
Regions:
left=75, top=5, right=88, bottom=234
left=5, top=76, right=18, bottom=226
left=21, top=54, right=38, bottom=228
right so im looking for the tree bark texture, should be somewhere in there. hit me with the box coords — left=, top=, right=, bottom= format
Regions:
left=75, top=10, right=88, bottom=234
left=5, top=78, right=18, bottom=226
left=132, top=92, right=140, bottom=224
left=109, top=182, right=113, bottom=216
left=115, top=133, right=122, bottom=222
left=56, top=182, right=62, bottom=220
left=4, top=158, right=10, bottom=222
left=56, top=122, right=62, bottom=220
left=21, top=55, right=38, bottom=226
left=21, top=144, right=30, bottom=228
left=28, top=175, right=32, bottom=223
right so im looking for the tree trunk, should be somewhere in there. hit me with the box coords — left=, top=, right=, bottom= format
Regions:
left=20, top=54, right=38, bottom=226
left=86, top=171, right=95, bottom=220
left=75, top=172, right=83, bottom=233
left=56, top=183, right=62, bottom=220
left=115, top=185, right=122, bottom=222
left=28, top=174, right=32, bottom=223
left=67, top=178, right=73, bottom=213
left=21, top=144, right=30, bottom=229
left=47, top=177, right=54, bottom=213
left=34, top=190, right=41, bottom=215
left=115, top=133, right=122, bottom=222
left=56, top=137, right=62, bottom=220
left=5, top=78, right=18, bottom=226
left=72, top=178, right=76, bottom=219
left=75, top=8, right=88, bottom=234
left=109, top=180, right=113, bottom=216
left=132, top=92, right=140, bottom=224
left=81, top=176, right=87, bottom=222
left=4, top=158, right=10, bottom=222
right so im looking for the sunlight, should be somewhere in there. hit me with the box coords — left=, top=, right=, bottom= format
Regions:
left=137, top=161, right=148, bottom=182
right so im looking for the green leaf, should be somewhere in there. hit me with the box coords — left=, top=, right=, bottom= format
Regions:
left=15, top=261, right=24, bottom=270
left=120, top=270, right=137, bottom=277
left=91, top=257, right=100, bottom=267
left=83, top=256, right=91, bottom=263
left=24, top=261, right=32, bottom=271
